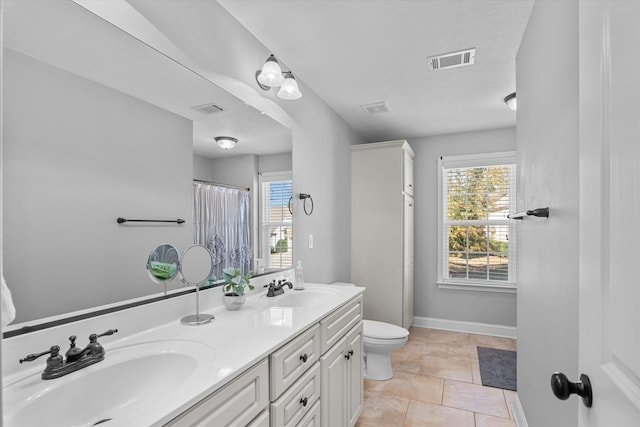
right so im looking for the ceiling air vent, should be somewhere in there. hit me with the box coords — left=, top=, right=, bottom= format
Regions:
left=427, top=48, right=476, bottom=71
left=361, top=101, right=390, bottom=114
left=191, top=103, right=224, bottom=115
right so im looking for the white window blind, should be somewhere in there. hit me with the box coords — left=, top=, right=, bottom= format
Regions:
left=438, top=152, right=517, bottom=289
left=259, top=171, right=293, bottom=270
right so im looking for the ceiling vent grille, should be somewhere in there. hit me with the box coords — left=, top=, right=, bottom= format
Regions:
left=191, top=103, right=224, bottom=115
left=427, top=48, right=476, bottom=71
left=361, top=101, right=390, bottom=114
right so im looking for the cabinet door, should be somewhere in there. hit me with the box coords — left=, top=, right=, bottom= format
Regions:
left=403, top=148, right=414, bottom=196
left=247, top=409, right=270, bottom=427
left=403, top=194, right=414, bottom=329
left=165, top=359, right=268, bottom=427
left=346, top=323, right=364, bottom=427
left=320, top=336, right=347, bottom=427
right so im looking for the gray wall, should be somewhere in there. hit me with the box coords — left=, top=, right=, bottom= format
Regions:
left=174, top=1, right=364, bottom=283
left=409, top=127, right=517, bottom=327
left=259, top=152, right=292, bottom=174
left=516, top=1, right=579, bottom=425
left=3, top=49, right=193, bottom=322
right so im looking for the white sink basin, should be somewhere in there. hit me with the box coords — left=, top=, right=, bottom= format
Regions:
left=274, top=287, right=341, bottom=307
left=3, top=340, right=215, bottom=427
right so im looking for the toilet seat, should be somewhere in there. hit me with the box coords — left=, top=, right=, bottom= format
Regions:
left=363, top=320, right=409, bottom=340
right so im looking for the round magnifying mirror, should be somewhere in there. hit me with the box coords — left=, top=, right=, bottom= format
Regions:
left=179, top=245, right=215, bottom=325
left=146, top=244, right=180, bottom=285
left=179, top=244, right=214, bottom=286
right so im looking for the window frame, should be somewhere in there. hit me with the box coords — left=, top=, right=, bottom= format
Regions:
left=258, top=171, right=293, bottom=270
left=436, top=151, right=517, bottom=293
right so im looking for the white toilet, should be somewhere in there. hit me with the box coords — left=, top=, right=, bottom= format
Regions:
left=330, top=282, right=410, bottom=381
left=362, top=319, right=409, bottom=380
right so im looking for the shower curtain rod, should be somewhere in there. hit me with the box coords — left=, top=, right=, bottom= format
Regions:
left=193, top=179, right=250, bottom=192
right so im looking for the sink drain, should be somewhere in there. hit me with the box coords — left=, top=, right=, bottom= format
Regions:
left=93, top=419, right=112, bottom=425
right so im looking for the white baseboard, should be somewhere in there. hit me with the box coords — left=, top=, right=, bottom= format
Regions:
left=512, top=393, right=529, bottom=427
left=412, top=316, right=517, bottom=339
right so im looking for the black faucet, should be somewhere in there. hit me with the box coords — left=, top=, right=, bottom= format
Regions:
left=264, top=279, right=293, bottom=297
left=19, top=329, right=118, bottom=380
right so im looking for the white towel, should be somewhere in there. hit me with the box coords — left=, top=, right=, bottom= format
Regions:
left=2, top=275, right=16, bottom=327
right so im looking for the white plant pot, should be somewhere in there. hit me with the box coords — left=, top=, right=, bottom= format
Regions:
left=222, top=293, right=246, bottom=311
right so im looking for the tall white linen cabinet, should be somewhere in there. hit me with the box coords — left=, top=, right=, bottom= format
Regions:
left=351, top=140, right=415, bottom=328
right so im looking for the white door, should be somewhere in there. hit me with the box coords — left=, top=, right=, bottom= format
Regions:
left=578, top=1, right=640, bottom=425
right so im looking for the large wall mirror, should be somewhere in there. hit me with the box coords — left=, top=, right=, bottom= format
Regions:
left=1, top=0, right=293, bottom=329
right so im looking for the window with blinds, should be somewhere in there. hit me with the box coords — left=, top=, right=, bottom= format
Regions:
left=438, top=152, right=517, bottom=289
left=259, top=171, right=293, bottom=270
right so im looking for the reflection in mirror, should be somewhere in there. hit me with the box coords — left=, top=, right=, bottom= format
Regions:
left=146, top=244, right=180, bottom=294
left=179, top=245, right=215, bottom=325
left=180, top=245, right=214, bottom=286
left=2, top=0, right=292, bottom=331
left=193, top=182, right=250, bottom=280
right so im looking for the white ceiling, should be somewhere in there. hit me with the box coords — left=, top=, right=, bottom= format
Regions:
left=7, top=0, right=534, bottom=159
left=219, top=0, right=534, bottom=141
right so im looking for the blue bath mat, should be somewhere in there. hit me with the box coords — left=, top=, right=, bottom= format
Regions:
left=477, top=346, right=517, bottom=391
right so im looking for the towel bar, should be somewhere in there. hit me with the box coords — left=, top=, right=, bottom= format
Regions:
left=117, top=217, right=185, bottom=224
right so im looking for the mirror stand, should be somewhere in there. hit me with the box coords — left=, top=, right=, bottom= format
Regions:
left=179, top=245, right=215, bottom=326
left=180, top=285, right=215, bottom=325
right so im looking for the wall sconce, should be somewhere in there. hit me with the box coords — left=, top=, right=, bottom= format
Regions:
left=504, top=92, right=517, bottom=111
left=215, top=136, right=238, bottom=150
left=256, top=54, right=302, bottom=100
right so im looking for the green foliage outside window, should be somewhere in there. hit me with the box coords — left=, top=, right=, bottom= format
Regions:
left=446, top=164, right=513, bottom=282
left=270, top=238, right=288, bottom=254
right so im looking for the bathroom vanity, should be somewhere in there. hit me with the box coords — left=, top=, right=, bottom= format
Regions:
left=166, top=293, right=363, bottom=427
left=2, top=277, right=364, bottom=427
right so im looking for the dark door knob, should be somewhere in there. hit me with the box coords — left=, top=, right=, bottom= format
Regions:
left=550, top=372, right=593, bottom=408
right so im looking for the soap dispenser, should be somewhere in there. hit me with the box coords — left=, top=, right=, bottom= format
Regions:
left=294, top=260, right=305, bottom=290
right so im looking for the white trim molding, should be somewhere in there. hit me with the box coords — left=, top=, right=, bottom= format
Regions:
left=412, top=316, right=517, bottom=339
left=512, top=393, right=529, bottom=427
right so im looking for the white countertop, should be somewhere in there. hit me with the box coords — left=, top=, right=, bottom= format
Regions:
left=2, top=282, right=364, bottom=426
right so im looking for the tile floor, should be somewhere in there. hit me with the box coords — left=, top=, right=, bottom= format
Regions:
left=356, top=327, right=517, bottom=427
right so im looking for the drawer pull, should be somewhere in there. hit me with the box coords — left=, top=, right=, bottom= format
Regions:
left=300, top=397, right=308, bottom=407
left=345, top=349, right=354, bottom=360
left=299, top=353, right=308, bottom=363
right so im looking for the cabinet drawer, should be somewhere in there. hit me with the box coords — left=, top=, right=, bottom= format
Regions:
left=271, top=324, right=320, bottom=399
left=165, top=359, right=269, bottom=427
left=297, top=400, right=321, bottom=427
left=270, top=362, right=321, bottom=427
left=320, top=296, right=362, bottom=354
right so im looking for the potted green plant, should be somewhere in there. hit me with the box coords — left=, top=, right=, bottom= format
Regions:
left=221, top=267, right=253, bottom=311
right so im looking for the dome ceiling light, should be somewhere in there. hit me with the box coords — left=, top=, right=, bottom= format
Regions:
left=215, top=136, right=238, bottom=150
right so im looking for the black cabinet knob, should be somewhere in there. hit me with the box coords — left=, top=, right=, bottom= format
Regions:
left=550, top=372, right=593, bottom=408
left=299, top=353, right=308, bottom=363
left=300, top=397, right=308, bottom=407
